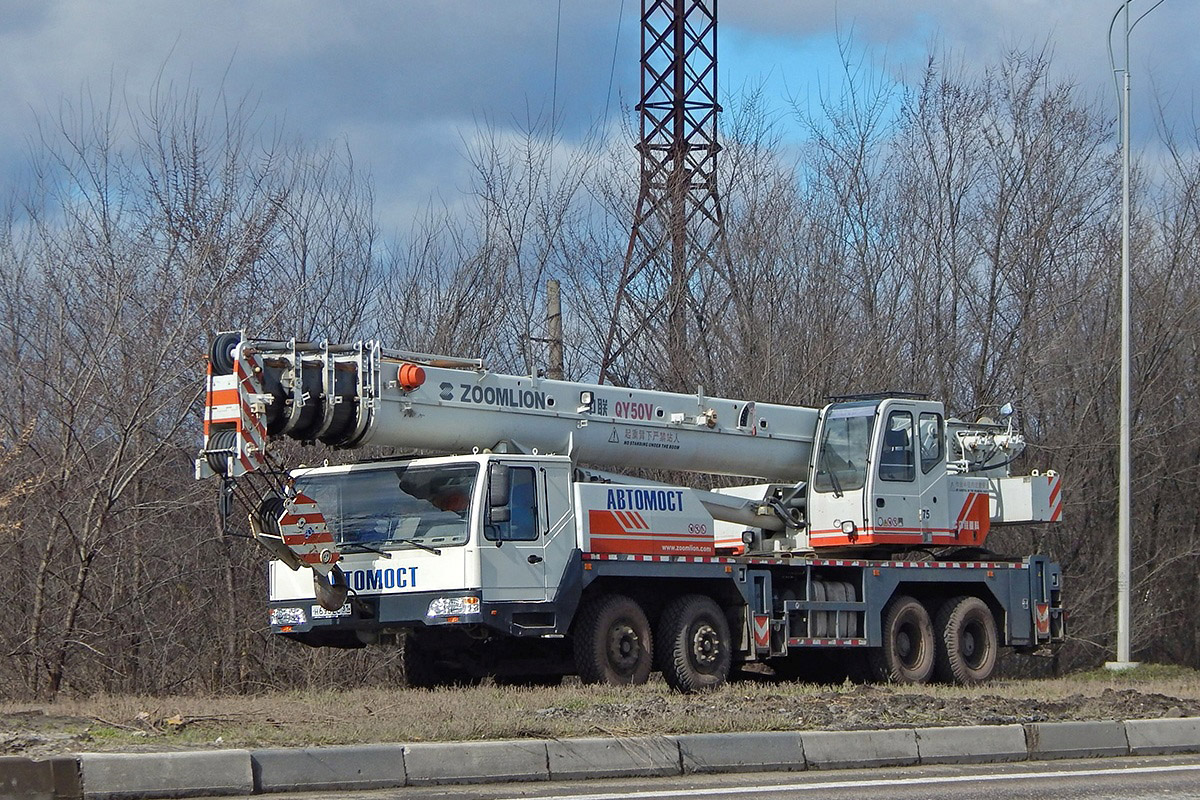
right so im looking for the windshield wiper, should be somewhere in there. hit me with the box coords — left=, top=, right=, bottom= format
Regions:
left=338, top=540, right=393, bottom=558
left=819, top=458, right=845, bottom=498
left=392, top=537, right=442, bottom=556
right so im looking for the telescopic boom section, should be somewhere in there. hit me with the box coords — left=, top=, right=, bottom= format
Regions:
left=197, top=333, right=818, bottom=482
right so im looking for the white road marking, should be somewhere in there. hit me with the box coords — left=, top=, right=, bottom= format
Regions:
left=499, top=763, right=1200, bottom=800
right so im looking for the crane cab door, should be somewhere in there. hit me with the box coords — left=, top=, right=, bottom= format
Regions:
left=808, top=402, right=876, bottom=547
left=480, top=461, right=574, bottom=603
left=865, top=399, right=948, bottom=547
left=868, top=401, right=922, bottom=544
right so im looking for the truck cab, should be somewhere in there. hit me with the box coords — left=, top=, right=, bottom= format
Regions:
left=268, top=454, right=580, bottom=653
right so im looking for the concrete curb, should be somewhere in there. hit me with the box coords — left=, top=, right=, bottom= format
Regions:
left=1124, top=717, right=1200, bottom=755
left=915, top=724, right=1028, bottom=764
left=1025, top=720, right=1130, bottom=759
left=547, top=735, right=680, bottom=780
left=250, top=744, right=406, bottom=792
left=405, top=739, right=549, bottom=785
left=3, top=717, right=1197, bottom=798
left=677, top=731, right=804, bottom=774
left=0, top=755, right=81, bottom=800
left=800, top=728, right=918, bottom=769
left=79, top=750, right=253, bottom=799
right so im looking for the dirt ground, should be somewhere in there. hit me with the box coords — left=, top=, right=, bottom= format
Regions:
left=3, top=667, right=1198, bottom=757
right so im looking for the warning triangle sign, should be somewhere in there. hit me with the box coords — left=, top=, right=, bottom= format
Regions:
left=608, top=428, right=620, bottom=444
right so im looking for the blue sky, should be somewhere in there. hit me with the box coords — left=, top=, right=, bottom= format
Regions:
left=1, top=1, right=1195, bottom=230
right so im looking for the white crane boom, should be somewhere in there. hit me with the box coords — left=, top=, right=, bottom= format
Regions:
left=198, top=333, right=818, bottom=483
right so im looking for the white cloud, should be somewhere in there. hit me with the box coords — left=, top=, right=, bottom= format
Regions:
left=1, top=1, right=1194, bottom=230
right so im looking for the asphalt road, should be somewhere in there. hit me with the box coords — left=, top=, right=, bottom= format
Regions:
left=228, top=755, right=1200, bottom=800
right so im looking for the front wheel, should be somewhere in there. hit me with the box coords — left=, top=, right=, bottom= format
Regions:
left=655, top=594, right=732, bottom=693
left=934, top=596, right=999, bottom=684
left=869, top=595, right=935, bottom=684
left=573, top=594, right=653, bottom=685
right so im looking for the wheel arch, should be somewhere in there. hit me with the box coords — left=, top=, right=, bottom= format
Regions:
left=573, top=575, right=746, bottom=632
left=878, top=580, right=1006, bottom=638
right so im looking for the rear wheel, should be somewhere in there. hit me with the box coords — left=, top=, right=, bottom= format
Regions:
left=869, top=595, right=935, bottom=683
left=573, top=594, right=653, bottom=685
left=934, top=596, right=999, bottom=684
left=655, top=594, right=732, bottom=693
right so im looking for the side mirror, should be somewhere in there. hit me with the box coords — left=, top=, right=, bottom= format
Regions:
left=488, top=463, right=511, bottom=524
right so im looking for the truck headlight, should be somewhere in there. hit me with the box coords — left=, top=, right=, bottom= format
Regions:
left=426, top=596, right=480, bottom=617
left=270, top=606, right=307, bottom=626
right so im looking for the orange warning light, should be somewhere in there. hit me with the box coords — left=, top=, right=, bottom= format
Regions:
left=397, top=363, right=426, bottom=392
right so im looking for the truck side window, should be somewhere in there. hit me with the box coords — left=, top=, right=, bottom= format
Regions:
left=919, top=412, right=943, bottom=474
left=879, top=411, right=915, bottom=482
left=501, top=465, right=540, bottom=542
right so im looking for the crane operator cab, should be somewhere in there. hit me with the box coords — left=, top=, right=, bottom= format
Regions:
left=806, top=395, right=991, bottom=552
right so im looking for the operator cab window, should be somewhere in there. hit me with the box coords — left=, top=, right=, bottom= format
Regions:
left=814, top=404, right=875, bottom=493
left=879, top=410, right=915, bottom=482
left=919, top=412, right=944, bottom=474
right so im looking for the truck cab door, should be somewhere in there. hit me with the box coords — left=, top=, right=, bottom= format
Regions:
left=808, top=403, right=875, bottom=547
left=479, top=461, right=574, bottom=603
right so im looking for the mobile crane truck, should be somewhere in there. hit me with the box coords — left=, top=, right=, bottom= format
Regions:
left=197, top=332, right=1065, bottom=691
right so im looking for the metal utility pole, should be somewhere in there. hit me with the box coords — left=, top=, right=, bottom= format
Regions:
left=599, top=0, right=724, bottom=388
left=1105, top=0, right=1160, bottom=672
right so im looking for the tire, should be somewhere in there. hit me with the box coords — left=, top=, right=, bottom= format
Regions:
left=811, top=581, right=826, bottom=637
left=868, top=595, right=935, bottom=684
left=934, top=595, right=999, bottom=684
left=573, top=594, right=653, bottom=685
left=400, top=633, right=439, bottom=689
left=655, top=594, right=732, bottom=693
left=400, top=633, right=480, bottom=689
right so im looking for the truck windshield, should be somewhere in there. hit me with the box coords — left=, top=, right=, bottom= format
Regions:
left=294, top=463, right=478, bottom=549
left=813, top=405, right=875, bottom=494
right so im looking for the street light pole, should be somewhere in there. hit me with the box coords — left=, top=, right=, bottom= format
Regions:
left=1115, top=4, right=1134, bottom=669
left=1105, top=0, right=1157, bottom=672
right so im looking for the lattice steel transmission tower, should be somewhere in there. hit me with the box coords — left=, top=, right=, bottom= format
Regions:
left=599, top=0, right=724, bottom=387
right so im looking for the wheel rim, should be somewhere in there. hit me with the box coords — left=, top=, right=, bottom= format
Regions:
left=691, top=622, right=721, bottom=669
left=961, top=619, right=986, bottom=668
left=607, top=621, right=642, bottom=674
left=896, top=623, right=920, bottom=667
left=962, top=629, right=977, bottom=658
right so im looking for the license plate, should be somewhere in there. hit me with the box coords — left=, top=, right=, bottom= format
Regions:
left=311, top=603, right=351, bottom=619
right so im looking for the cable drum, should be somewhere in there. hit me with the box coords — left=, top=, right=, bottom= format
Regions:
left=318, top=364, right=361, bottom=445
left=204, top=429, right=239, bottom=475
left=260, top=364, right=289, bottom=435
left=209, top=332, right=242, bottom=376
left=283, top=360, right=326, bottom=440
left=256, top=496, right=288, bottom=537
